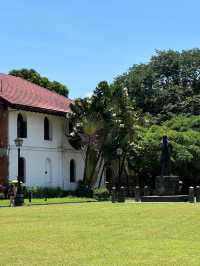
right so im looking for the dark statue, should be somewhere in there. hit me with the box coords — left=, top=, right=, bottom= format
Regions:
left=160, top=135, right=172, bottom=176
left=153, top=135, right=179, bottom=196
left=140, top=135, right=183, bottom=200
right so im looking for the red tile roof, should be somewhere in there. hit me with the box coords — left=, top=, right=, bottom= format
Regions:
left=0, top=73, right=72, bottom=115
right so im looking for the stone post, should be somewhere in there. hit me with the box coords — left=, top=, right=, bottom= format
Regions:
left=129, top=186, right=134, bottom=197
left=189, top=186, right=194, bottom=203
left=111, top=186, right=117, bottom=203
left=135, top=186, right=140, bottom=202
left=124, top=187, right=128, bottom=197
left=178, top=181, right=183, bottom=194
left=118, top=186, right=125, bottom=203
left=196, top=186, right=200, bottom=202
left=144, top=186, right=150, bottom=196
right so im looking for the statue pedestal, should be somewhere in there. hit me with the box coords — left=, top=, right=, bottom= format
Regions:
left=141, top=175, right=188, bottom=202
left=155, top=176, right=179, bottom=196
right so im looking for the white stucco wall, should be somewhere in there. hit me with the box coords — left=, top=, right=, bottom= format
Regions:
left=8, top=109, right=84, bottom=190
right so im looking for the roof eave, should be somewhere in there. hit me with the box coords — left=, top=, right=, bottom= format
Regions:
left=9, top=103, right=71, bottom=116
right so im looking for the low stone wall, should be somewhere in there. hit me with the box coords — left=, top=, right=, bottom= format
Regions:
left=141, top=195, right=189, bottom=202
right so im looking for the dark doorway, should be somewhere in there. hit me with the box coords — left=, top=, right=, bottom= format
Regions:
left=70, top=159, right=76, bottom=183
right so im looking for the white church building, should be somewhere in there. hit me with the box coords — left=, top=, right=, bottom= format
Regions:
left=0, top=73, right=85, bottom=190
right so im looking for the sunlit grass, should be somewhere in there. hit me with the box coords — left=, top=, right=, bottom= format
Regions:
left=0, top=203, right=200, bottom=265
left=0, top=196, right=95, bottom=207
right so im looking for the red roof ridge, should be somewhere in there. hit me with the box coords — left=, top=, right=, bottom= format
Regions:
left=0, top=73, right=73, bottom=114
left=7, top=73, right=70, bottom=101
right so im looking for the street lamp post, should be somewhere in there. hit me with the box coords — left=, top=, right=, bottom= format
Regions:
left=14, top=137, right=24, bottom=206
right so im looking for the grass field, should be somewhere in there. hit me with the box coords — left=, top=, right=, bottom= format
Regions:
left=0, top=202, right=200, bottom=266
left=0, top=196, right=95, bottom=207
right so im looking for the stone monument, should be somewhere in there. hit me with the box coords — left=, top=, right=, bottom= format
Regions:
left=141, top=135, right=190, bottom=202
left=155, top=135, right=179, bottom=196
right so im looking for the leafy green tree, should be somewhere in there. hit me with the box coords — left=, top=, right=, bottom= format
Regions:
left=68, top=82, right=142, bottom=188
left=68, top=82, right=111, bottom=188
left=9, top=69, right=69, bottom=97
left=128, top=115, right=200, bottom=190
left=113, top=49, right=200, bottom=122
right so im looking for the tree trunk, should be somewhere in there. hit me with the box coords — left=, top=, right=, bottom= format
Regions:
left=83, top=144, right=90, bottom=185
left=97, top=159, right=105, bottom=188
left=118, top=151, right=127, bottom=184
left=88, top=150, right=103, bottom=188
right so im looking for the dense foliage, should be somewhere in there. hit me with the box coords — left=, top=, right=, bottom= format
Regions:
left=9, top=68, right=69, bottom=97
left=24, top=186, right=74, bottom=198
left=93, top=187, right=110, bottom=201
left=69, top=81, right=142, bottom=188
left=113, top=49, right=200, bottom=122
left=128, top=116, right=200, bottom=189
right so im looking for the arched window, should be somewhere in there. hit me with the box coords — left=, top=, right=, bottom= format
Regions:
left=17, top=114, right=27, bottom=138
left=19, top=157, right=26, bottom=183
left=70, top=159, right=76, bottom=183
left=44, top=117, right=50, bottom=140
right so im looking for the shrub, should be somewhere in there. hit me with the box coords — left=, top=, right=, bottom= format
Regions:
left=75, top=181, right=93, bottom=198
left=24, top=186, right=75, bottom=198
left=93, top=187, right=110, bottom=201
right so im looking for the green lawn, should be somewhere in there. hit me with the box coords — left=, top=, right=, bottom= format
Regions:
left=0, top=203, right=200, bottom=265
left=0, top=196, right=95, bottom=207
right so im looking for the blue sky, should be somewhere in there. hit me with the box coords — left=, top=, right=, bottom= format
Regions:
left=1, top=0, right=200, bottom=98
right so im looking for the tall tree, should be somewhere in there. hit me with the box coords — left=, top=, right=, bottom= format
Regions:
left=68, top=81, right=142, bottom=188
left=113, top=49, right=200, bottom=122
left=128, top=115, right=200, bottom=190
left=9, top=69, right=69, bottom=97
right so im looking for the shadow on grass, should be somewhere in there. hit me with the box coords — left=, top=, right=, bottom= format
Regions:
left=0, top=198, right=97, bottom=208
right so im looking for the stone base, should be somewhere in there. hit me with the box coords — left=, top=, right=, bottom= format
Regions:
left=155, top=175, right=179, bottom=195
left=141, top=195, right=188, bottom=202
